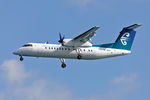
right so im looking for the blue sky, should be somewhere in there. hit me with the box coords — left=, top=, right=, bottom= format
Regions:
left=0, top=0, right=149, bottom=100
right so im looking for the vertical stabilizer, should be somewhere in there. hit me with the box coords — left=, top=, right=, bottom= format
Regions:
left=113, top=24, right=141, bottom=50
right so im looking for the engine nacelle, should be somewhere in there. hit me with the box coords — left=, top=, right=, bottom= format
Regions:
left=63, top=39, right=92, bottom=47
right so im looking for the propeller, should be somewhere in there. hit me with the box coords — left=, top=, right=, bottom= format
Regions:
left=58, top=33, right=65, bottom=45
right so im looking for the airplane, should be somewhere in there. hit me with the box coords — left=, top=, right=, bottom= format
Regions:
left=13, top=24, right=141, bottom=68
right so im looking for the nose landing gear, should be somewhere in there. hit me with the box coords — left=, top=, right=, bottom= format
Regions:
left=19, top=56, right=24, bottom=61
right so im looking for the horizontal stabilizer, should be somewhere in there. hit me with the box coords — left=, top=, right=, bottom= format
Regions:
left=126, top=24, right=142, bottom=30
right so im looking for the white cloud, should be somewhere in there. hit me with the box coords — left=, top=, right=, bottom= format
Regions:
left=112, top=73, right=137, bottom=84
left=1, top=59, right=30, bottom=84
left=0, top=93, right=5, bottom=100
left=0, top=59, right=140, bottom=100
left=105, top=73, right=139, bottom=100
left=0, top=59, right=72, bottom=100
left=83, top=73, right=139, bottom=100
left=15, top=80, right=72, bottom=100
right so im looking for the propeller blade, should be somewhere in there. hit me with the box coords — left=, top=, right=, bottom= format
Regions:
left=58, top=33, right=65, bottom=44
left=59, top=33, right=62, bottom=40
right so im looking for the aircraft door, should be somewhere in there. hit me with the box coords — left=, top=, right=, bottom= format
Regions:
left=76, top=48, right=83, bottom=59
left=76, top=48, right=82, bottom=54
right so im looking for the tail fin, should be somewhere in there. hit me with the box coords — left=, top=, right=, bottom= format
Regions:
left=113, top=24, right=141, bottom=50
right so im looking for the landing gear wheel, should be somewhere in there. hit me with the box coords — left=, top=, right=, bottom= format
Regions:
left=77, top=55, right=82, bottom=59
left=60, top=58, right=66, bottom=68
left=20, top=56, right=24, bottom=61
left=61, top=63, right=66, bottom=68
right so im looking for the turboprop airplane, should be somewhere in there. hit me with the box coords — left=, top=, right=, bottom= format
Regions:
left=13, top=24, right=141, bottom=68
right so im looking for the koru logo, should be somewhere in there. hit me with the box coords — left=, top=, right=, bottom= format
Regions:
left=120, top=32, right=130, bottom=45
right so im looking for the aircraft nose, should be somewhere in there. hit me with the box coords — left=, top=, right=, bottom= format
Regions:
left=13, top=51, right=17, bottom=55
left=13, top=49, right=20, bottom=55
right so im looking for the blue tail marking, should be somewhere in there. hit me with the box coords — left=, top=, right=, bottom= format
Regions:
left=113, top=28, right=136, bottom=50
left=93, top=24, right=141, bottom=50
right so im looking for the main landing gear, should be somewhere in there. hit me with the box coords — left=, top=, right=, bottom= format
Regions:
left=60, top=58, right=66, bottom=68
left=19, top=56, right=24, bottom=61
left=77, top=54, right=82, bottom=59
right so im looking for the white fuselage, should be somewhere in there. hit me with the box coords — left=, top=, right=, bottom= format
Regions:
left=13, top=43, right=131, bottom=60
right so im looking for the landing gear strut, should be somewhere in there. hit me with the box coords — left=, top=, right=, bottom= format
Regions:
left=77, top=55, right=82, bottom=59
left=60, top=58, right=66, bottom=68
left=20, top=56, right=24, bottom=61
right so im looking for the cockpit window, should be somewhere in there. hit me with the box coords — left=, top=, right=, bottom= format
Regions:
left=22, top=44, right=33, bottom=47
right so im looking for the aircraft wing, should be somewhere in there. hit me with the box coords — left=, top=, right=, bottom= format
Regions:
left=73, top=26, right=100, bottom=43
